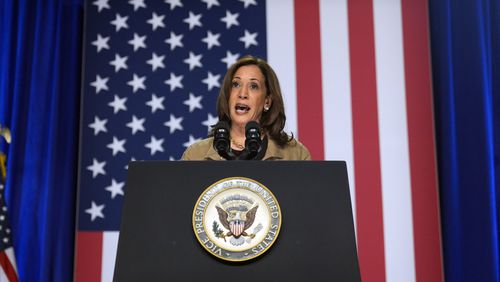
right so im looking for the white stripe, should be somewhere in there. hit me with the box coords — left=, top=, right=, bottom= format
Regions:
left=101, top=231, right=120, bottom=282
left=0, top=247, right=17, bottom=281
left=319, top=0, right=357, bottom=225
left=373, top=0, right=416, bottom=281
left=266, top=0, right=298, bottom=137
left=0, top=267, right=8, bottom=282
left=5, top=248, right=17, bottom=274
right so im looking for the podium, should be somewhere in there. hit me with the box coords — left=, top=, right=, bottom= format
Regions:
left=114, top=161, right=360, bottom=282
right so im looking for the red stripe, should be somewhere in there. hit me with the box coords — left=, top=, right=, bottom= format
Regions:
left=0, top=251, right=18, bottom=282
left=401, top=0, right=444, bottom=281
left=294, top=0, right=324, bottom=160
left=347, top=0, right=386, bottom=281
left=74, top=231, right=103, bottom=282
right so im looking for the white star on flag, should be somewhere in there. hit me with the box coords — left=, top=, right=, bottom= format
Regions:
left=239, top=29, right=258, bottom=48
left=90, top=75, right=109, bottom=94
left=129, top=0, right=146, bottom=11
left=165, top=0, right=183, bottom=10
left=184, top=52, right=203, bottom=71
left=221, top=50, right=239, bottom=68
left=128, top=33, right=147, bottom=51
left=105, top=179, right=125, bottom=199
left=109, top=53, right=128, bottom=72
left=126, top=115, right=146, bottom=134
left=221, top=10, right=239, bottom=29
left=239, top=0, right=257, bottom=9
left=127, top=73, right=146, bottom=93
left=107, top=136, right=127, bottom=156
left=202, top=31, right=221, bottom=49
left=92, top=34, right=110, bottom=52
left=184, top=12, right=202, bottom=30
left=147, top=52, right=165, bottom=71
left=202, top=0, right=219, bottom=9
left=164, top=114, right=184, bottom=133
left=147, top=12, right=165, bottom=30
left=202, top=113, right=218, bottom=132
left=164, top=72, right=184, bottom=91
left=184, top=93, right=203, bottom=112
left=183, top=135, right=202, bottom=148
left=146, top=94, right=165, bottom=113
left=108, top=95, right=127, bottom=114
left=145, top=136, right=165, bottom=155
left=87, top=158, right=106, bottom=178
left=85, top=201, right=105, bottom=221
left=93, top=0, right=110, bottom=12
left=88, top=116, right=108, bottom=135
left=110, top=14, right=129, bottom=31
left=202, top=71, right=221, bottom=90
left=165, top=31, right=184, bottom=50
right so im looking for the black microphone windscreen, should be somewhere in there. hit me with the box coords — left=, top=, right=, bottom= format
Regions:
left=245, top=120, right=260, bottom=131
left=245, top=121, right=261, bottom=156
left=213, top=120, right=236, bottom=160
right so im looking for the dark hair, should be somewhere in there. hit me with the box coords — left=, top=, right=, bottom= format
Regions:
left=215, top=55, right=292, bottom=146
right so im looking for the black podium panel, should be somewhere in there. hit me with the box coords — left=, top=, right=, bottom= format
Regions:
left=114, top=161, right=360, bottom=282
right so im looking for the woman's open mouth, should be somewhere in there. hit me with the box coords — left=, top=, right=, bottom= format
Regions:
left=235, top=103, right=250, bottom=114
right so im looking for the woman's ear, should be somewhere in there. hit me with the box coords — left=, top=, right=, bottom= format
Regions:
left=264, top=97, right=272, bottom=111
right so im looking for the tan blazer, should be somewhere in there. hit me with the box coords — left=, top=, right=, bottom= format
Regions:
left=181, top=137, right=311, bottom=160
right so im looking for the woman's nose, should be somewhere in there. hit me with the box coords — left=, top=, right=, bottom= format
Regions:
left=238, top=86, right=248, bottom=99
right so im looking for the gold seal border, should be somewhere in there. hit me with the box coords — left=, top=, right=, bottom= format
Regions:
left=192, top=176, right=282, bottom=262
left=202, top=186, right=273, bottom=252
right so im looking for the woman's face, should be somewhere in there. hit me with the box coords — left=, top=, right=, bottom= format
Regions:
left=229, top=65, right=271, bottom=129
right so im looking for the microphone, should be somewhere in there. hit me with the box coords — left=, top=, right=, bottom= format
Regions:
left=213, top=121, right=235, bottom=160
left=244, top=121, right=262, bottom=159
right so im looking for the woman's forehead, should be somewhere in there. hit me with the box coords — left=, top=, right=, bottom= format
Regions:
left=233, top=65, right=264, bottom=80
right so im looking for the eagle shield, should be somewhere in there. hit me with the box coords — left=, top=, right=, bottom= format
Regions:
left=215, top=194, right=259, bottom=242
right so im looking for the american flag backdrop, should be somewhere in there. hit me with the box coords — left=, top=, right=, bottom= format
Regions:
left=75, top=0, right=443, bottom=281
left=0, top=152, right=18, bottom=282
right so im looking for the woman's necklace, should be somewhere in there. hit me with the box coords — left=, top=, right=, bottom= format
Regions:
left=230, top=138, right=245, bottom=150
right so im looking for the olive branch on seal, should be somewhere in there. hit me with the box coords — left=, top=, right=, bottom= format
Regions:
left=212, top=221, right=226, bottom=242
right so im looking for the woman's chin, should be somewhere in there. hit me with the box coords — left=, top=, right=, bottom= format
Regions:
left=230, top=112, right=261, bottom=128
left=231, top=117, right=253, bottom=128
left=231, top=120, right=248, bottom=129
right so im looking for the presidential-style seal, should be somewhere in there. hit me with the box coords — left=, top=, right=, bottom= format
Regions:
left=192, top=177, right=282, bottom=262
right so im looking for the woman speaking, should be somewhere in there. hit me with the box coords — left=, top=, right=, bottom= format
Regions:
left=182, top=56, right=310, bottom=161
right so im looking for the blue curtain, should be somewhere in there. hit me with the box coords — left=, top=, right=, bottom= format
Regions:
left=0, top=0, right=83, bottom=281
left=430, top=0, right=500, bottom=281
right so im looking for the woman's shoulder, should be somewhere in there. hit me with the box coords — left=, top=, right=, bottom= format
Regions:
left=285, top=138, right=311, bottom=160
left=266, top=137, right=311, bottom=160
left=181, top=137, right=217, bottom=160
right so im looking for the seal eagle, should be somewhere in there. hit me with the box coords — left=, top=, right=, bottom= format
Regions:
left=216, top=205, right=258, bottom=238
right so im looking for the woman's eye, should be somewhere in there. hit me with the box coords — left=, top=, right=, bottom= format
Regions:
left=250, top=84, right=259, bottom=90
left=232, top=81, right=240, bottom=88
